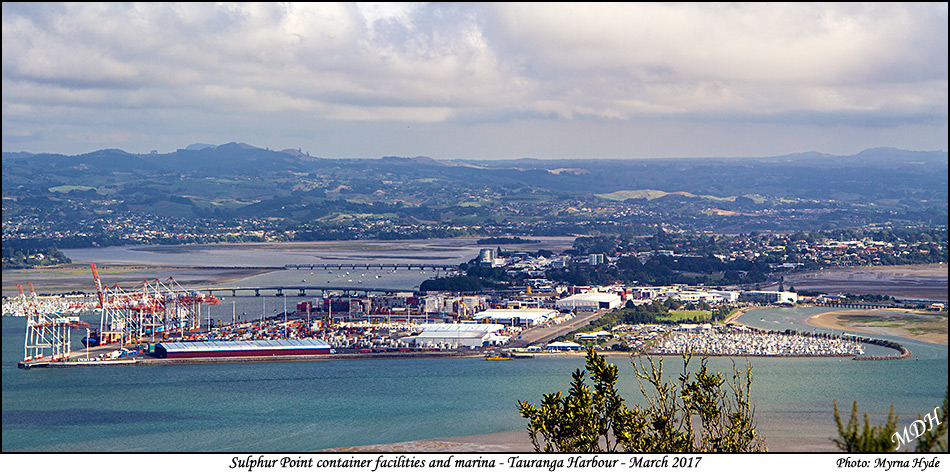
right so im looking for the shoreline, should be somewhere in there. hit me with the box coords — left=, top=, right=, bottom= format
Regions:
left=723, top=306, right=751, bottom=324
left=807, top=308, right=947, bottom=346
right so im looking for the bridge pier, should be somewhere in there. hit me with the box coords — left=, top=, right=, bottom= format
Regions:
left=298, top=289, right=306, bottom=296
left=276, top=288, right=284, bottom=297
left=232, top=290, right=237, bottom=297
left=254, top=289, right=260, bottom=297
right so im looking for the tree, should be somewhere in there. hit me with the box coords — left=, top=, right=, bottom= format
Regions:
left=832, top=388, right=948, bottom=453
left=518, top=348, right=766, bottom=452
left=832, top=400, right=899, bottom=452
left=914, top=389, right=948, bottom=452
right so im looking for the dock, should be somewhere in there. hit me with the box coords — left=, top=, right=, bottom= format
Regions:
left=19, top=348, right=467, bottom=369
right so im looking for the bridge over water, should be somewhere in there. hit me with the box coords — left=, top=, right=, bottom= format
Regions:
left=284, top=263, right=459, bottom=271
left=816, top=302, right=901, bottom=310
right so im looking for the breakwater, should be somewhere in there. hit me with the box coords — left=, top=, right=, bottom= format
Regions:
left=852, top=339, right=912, bottom=361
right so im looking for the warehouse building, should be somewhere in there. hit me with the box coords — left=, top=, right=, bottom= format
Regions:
left=473, top=308, right=558, bottom=326
left=155, top=339, right=331, bottom=358
left=545, top=341, right=585, bottom=351
left=399, top=323, right=508, bottom=348
left=740, top=291, right=799, bottom=304
left=555, top=292, right=622, bottom=312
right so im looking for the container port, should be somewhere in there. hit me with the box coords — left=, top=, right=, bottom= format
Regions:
left=10, top=264, right=913, bottom=370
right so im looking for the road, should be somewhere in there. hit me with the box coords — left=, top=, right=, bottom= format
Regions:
left=506, top=309, right=608, bottom=348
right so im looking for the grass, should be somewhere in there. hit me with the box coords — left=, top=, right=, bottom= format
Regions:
left=48, top=185, right=95, bottom=193
left=595, top=189, right=735, bottom=202
left=660, top=310, right=713, bottom=321
left=836, top=313, right=949, bottom=336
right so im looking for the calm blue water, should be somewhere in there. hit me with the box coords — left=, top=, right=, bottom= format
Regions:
left=3, top=243, right=947, bottom=452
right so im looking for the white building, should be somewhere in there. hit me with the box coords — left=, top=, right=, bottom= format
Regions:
left=709, top=290, right=740, bottom=303
left=473, top=308, right=557, bottom=326
left=545, top=341, right=585, bottom=351
left=399, top=323, right=508, bottom=348
left=630, top=286, right=679, bottom=299
left=574, top=331, right=613, bottom=342
left=478, top=248, right=505, bottom=267
left=740, top=291, right=798, bottom=304
left=555, top=292, right=622, bottom=312
left=666, top=290, right=722, bottom=303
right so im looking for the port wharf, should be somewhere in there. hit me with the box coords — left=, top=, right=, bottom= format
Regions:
left=18, top=344, right=469, bottom=369
left=16, top=305, right=914, bottom=370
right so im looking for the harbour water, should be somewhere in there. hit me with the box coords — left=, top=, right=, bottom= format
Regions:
left=2, top=241, right=947, bottom=452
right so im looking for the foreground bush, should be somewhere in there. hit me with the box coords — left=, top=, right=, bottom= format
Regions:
left=518, top=348, right=766, bottom=452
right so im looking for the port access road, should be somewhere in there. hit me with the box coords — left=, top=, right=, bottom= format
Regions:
left=507, top=309, right=607, bottom=348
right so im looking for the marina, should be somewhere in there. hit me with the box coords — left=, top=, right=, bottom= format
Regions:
left=646, top=325, right=903, bottom=359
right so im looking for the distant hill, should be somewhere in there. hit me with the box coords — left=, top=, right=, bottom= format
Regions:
left=2, top=142, right=317, bottom=178
left=2, top=143, right=945, bottom=240
left=2, top=145, right=945, bottom=205
left=183, top=143, right=217, bottom=151
left=142, top=142, right=313, bottom=173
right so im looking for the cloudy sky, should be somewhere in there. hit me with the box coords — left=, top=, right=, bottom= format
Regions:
left=2, top=3, right=947, bottom=159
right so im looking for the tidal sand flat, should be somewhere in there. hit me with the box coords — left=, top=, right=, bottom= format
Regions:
left=808, top=309, right=948, bottom=345
left=779, top=264, right=948, bottom=300
left=1, top=263, right=277, bottom=296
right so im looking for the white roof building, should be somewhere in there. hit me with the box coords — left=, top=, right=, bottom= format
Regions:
left=740, top=291, right=799, bottom=304
left=555, top=292, right=622, bottom=311
left=399, top=323, right=508, bottom=348
left=545, top=341, right=585, bottom=351
left=574, top=331, right=613, bottom=341
left=473, top=308, right=557, bottom=326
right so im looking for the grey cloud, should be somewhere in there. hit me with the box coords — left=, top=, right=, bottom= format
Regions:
left=2, top=3, right=946, bottom=157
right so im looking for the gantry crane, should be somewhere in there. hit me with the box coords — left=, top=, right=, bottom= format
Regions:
left=91, top=264, right=219, bottom=346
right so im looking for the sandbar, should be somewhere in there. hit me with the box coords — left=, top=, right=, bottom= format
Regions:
left=779, top=264, right=948, bottom=300
left=808, top=309, right=948, bottom=345
left=1, top=263, right=277, bottom=297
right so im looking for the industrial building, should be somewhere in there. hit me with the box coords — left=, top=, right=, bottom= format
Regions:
left=478, top=248, right=505, bottom=267
left=155, top=338, right=331, bottom=358
left=574, top=331, right=613, bottom=342
left=545, top=341, right=585, bottom=351
left=473, top=308, right=557, bottom=326
left=555, top=292, right=622, bottom=311
left=740, top=291, right=799, bottom=304
left=399, top=323, right=508, bottom=348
